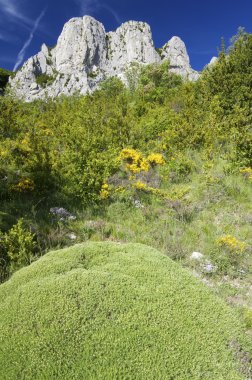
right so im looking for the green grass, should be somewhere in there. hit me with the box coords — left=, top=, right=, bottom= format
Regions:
left=70, top=155, right=251, bottom=277
left=0, top=242, right=250, bottom=379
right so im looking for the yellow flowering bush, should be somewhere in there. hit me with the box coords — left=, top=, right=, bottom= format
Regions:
left=119, top=149, right=166, bottom=174
left=119, top=148, right=150, bottom=174
left=100, top=183, right=110, bottom=199
left=147, top=153, right=165, bottom=166
left=140, top=159, right=151, bottom=172
left=12, top=178, right=35, bottom=193
left=217, top=235, right=246, bottom=255
left=134, top=181, right=148, bottom=190
left=134, top=181, right=165, bottom=197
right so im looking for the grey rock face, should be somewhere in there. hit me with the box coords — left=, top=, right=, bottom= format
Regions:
left=55, top=16, right=107, bottom=74
left=9, top=16, right=199, bottom=101
left=106, top=21, right=160, bottom=76
left=160, top=36, right=199, bottom=81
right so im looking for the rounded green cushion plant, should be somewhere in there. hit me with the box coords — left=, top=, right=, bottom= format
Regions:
left=0, top=242, right=249, bottom=379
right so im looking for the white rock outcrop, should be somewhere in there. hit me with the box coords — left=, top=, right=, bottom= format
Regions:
left=106, top=21, right=160, bottom=76
left=160, top=36, right=199, bottom=81
left=55, top=17, right=107, bottom=74
left=9, top=16, right=199, bottom=101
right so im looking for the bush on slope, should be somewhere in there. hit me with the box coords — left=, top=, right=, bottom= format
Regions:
left=0, top=242, right=250, bottom=380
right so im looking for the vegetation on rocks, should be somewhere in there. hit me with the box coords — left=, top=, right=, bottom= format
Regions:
left=35, top=73, right=55, bottom=88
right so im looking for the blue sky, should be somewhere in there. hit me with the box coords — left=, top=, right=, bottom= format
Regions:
left=0, top=0, right=252, bottom=72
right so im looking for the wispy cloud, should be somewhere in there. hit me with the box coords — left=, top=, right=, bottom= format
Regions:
left=13, top=9, right=46, bottom=71
left=0, top=0, right=33, bottom=28
left=74, top=0, right=121, bottom=24
left=74, top=0, right=99, bottom=15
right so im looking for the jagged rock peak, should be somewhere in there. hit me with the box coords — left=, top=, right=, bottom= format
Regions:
left=55, top=16, right=107, bottom=74
left=9, top=15, right=199, bottom=101
left=106, top=20, right=160, bottom=76
left=160, top=36, right=199, bottom=81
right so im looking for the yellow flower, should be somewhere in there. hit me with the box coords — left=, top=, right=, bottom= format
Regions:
left=119, top=149, right=165, bottom=175
left=100, top=183, right=109, bottom=199
left=134, top=181, right=148, bottom=190
left=140, top=159, right=150, bottom=172
left=217, top=235, right=246, bottom=255
left=120, top=148, right=145, bottom=173
left=12, top=178, right=35, bottom=193
left=147, top=153, right=165, bottom=166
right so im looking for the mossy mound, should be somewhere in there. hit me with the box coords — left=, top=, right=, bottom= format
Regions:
left=0, top=242, right=249, bottom=379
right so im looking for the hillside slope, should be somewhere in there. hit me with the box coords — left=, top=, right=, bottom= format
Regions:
left=0, top=242, right=250, bottom=379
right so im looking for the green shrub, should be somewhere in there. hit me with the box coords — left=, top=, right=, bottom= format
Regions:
left=0, top=242, right=250, bottom=379
left=0, top=68, right=14, bottom=91
left=3, top=219, right=35, bottom=271
left=35, top=73, right=55, bottom=88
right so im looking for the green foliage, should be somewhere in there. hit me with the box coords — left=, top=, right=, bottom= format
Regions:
left=155, top=47, right=163, bottom=56
left=0, top=30, right=252, bottom=377
left=98, top=76, right=126, bottom=96
left=199, top=29, right=252, bottom=165
left=0, top=67, right=14, bottom=91
left=137, top=61, right=183, bottom=103
left=166, top=152, right=196, bottom=182
left=0, top=28, right=252, bottom=286
left=0, top=242, right=250, bottom=379
left=35, top=73, right=55, bottom=88
left=3, top=219, right=35, bottom=271
left=87, top=71, right=98, bottom=78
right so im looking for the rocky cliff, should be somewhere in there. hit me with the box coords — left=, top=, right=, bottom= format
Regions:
left=9, top=16, right=199, bottom=101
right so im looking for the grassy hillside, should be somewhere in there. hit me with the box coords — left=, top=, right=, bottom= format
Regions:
left=0, top=242, right=250, bottom=379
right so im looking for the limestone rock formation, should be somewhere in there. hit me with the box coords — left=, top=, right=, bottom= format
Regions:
left=9, top=16, right=199, bottom=101
left=106, top=21, right=160, bottom=76
left=55, top=17, right=107, bottom=74
left=160, top=36, right=199, bottom=81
